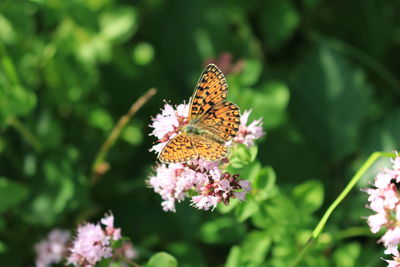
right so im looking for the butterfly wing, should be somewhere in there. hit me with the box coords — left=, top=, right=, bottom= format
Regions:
left=198, top=101, right=241, bottom=142
left=192, top=136, right=228, bottom=162
left=158, top=134, right=198, bottom=163
left=188, top=64, right=228, bottom=122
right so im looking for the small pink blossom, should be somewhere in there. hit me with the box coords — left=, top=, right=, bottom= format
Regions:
left=204, top=53, right=245, bottom=75
left=234, top=110, right=265, bottom=147
left=67, top=214, right=123, bottom=267
left=101, top=214, right=122, bottom=241
left=35, top=229, right=70, bottom=267
left=149, top=103, right=189, bottom=153
left=365, top=153, right=400, bottom=265
left=191, top=195, right=220, bottom=211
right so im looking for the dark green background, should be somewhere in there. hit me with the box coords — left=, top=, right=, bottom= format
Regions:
left=1, top=0, right=399, bottom=266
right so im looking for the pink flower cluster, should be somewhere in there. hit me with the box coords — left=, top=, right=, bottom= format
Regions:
left=365, top=154, right=400, bottom=266
left=148, top=159, right=251, bottom=212
left=34, top=214, right=137, bottom=267
left=35, top=229, right=70, bottom=267
left=149, top=102, right=263, bottom=212
left=234, top=109, right=264, bottom=147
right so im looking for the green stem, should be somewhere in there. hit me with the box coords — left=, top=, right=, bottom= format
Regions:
left=8, top=116, right=42, bottom=152
left=292, top=151, right=396, bottom=266
left=91, top=88, right=157, bottom=184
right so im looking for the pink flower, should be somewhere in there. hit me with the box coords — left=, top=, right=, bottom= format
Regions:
left=67, top=223, right=111, bottom=267
left=149, top=103, right=189, bottom=153
left=385, top=247, right=400, bottom=267
left=234, top=110, right=265, bottom=147
left=204, top=52, right=245, bottom=75
left=67, top=214, right=123, bottom=267
left=148, top=161, right=252, bottom=212
left=365, top=153, right=400, bottom=265
left=35, top=229, right=70, bottom=267
left=101, top=214, right=122, bottom=241
left=191, top=195, right=220, bottom=211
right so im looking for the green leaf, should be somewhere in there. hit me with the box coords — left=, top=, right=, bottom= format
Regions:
left=229, top=144, right=256, bottom=168
left=363, top=108, right=400, bottom=154
left=132, top=42, right=155, bottom=66
left=199, top=217, right=246, bottom=244
left=238, top=59, right=262, bottom=86
left=290, top=43, right=372, bottom=160
left=0, top=177, right=29, bottom=213
left=122, top=125, right=143, bottom=145
left=235, top=201, right=259, bottom=222
left=147, top=252, right=178, bottom=267
left=100, top=7, right=138, bottom=43
left=241, top=231, right=271, bottom=264
left=253, top=166, right=276, bottom=202
left=292, top=180, right=324, bottom=213
left=233, top=81, right=290, bottom=129
left=0, top=240, right=7, bottom=253
left=333, top=242, right=361, bottom=267
left=258, top=0, right=300, bottom=50
left=225, top=246, right=241, bottom=267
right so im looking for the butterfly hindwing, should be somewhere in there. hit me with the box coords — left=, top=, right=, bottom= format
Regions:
left=197, top=101, right=241, bottom=142
left=192, top=137, right=228, bottom=162
left=188, top=64, right=228, bottom=122
left=158, top=134, right=198, bottom=163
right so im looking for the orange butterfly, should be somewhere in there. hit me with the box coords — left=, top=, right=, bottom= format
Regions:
left=159, top=64, right=241, bottom=163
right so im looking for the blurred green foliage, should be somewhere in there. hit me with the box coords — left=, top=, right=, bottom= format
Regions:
left=0, top=0, right=399, bottom=266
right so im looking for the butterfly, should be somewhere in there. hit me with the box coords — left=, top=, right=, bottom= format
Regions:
left=158, top=64, right=241, bottom=164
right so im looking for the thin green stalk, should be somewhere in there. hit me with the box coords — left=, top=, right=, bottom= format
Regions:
left=8, top=116, right=42, bottom=152
left=292, top=151, right=396, bottom=266
left=91, top=88, right=157, bottom=184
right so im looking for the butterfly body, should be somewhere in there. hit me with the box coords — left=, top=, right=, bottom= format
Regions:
left=158, top=64, right=240, bottom=164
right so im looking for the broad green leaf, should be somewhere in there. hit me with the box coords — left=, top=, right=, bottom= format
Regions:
left=147, top=252, right=178, bottom=267
left=0, top=240, right=6, bottom=253
left=292, top=180, right=324, bottom=213
left=229, top=144, right=258, bottom=168
left=0, top=177, right=29, bottom=213
left=225, top=246, right=241, bottom=267
left=363, top=109, right=400, bottom=155
left=238, top=59, right=262, bottom=86
left=241, top=231, right=271, bottom=264
left=100, top=7, right=138, bottom=43
left=167, top=242, right=206, bottom=267
left=199, top=217, right=246, bottom=244
left=235, top=201, right=259, bottom=222
left=253, top=166, right=276, bottom=202
left=258, top=0, right=300, bottom=50
left=290, top=43, right=371, bottom=160
left=333, top=242, right=361, bottom=267
left=233, top=81, right=290, bottom=129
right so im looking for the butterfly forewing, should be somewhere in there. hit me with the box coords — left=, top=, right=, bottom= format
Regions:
left=188, top=64, right=228, bottom=122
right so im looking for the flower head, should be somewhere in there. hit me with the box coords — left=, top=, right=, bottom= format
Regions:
left=365, top=153, right=400, bottom=265
left=149, top=103, right=189, bottom=154
left=234, top=109, right=265, bottom=147
left=35, top=229, right=70, bottom=267
left=67, top=214, right=122, bottom=267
